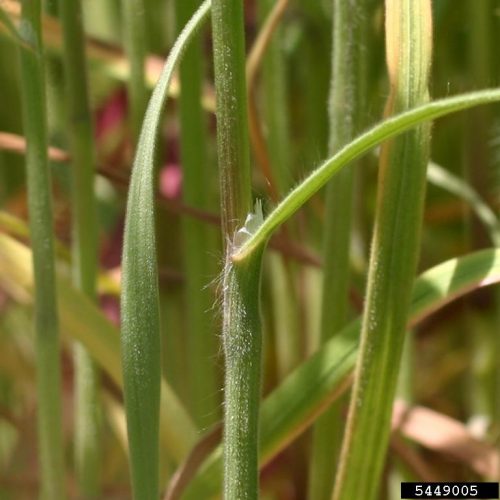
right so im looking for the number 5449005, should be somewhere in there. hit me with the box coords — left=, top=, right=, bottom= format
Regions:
left=415, top=484, right=478, bottom=497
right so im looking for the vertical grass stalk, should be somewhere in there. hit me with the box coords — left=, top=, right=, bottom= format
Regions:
left=122, top=0, right=147, bottom=141
left=175, top=0, right=217, bottom=427
left=308, top=1, right=369, bottom=497
left=18, top=0, right=65, bottom=497
left=249, top=0, right=290, bottom=197
left=255, top=0, right=302, bottom=381
left=222, top=246, right=265, bottom=499
left=466, top=0, right=499, bottom=424
left=332, top=1, right=432, bottom=499
left=297, top=15, right=329, bottom=169
left=259, top=0, right=290, bottom=194
left=212, top=0, right=252, bottom=237
left=42, top=0, right=65, bottom=140
left=144, top=0, right=167, bottom=53
left=57, top=0, right=100, bottom=494
left=211, top=0, right=263, bottom=497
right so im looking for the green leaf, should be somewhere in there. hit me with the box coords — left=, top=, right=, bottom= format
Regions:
left=427, top=161, right=500, bottom=246
left=309, top=0, right=372, bottom=496
left=175, top=0, right=218, bottom=427
left=57, top=0, right=101, bottom=492
left=233, top=88, right=500, bottom=262
left=182, top=248, right=500, bottom=498
left=119, top=2, right=210, bottom=499
left=332, top=1, right=433, bottom=497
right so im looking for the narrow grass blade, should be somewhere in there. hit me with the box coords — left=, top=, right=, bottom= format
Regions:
left=120, top=2, right=210, bottom=499
left=181, top=248, right=500, bottom=498
left=232, top=88, right=500, bottom=262
left=17, top=0, right=65, bottom=497
left=428, top=161, right=500, bottom=246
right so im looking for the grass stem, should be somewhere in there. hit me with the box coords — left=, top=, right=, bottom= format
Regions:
left=211, top=0, right=263, bottom=497
left=18, top=0, right=65, bottom=497
left=122, top=0, right=147, bottom=141
left=221, top=249, right=264, bottom=499
left=211, top=0, right=252, bottom=236
left=57, top=0, right=100, bottom=494
left=309, top=1, right=370, bottom=496
left=175, top=0, right=217, bottom=427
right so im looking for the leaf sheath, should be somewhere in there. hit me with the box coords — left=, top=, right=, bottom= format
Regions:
left=332, top=1, right=433, bottom=498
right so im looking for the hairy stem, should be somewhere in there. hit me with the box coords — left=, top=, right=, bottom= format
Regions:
left=182, top=248, right=500, bottom=499
left=222, top=249, right=264, bottom=499
left=212, top=0, right=252, bottom=236
left=211, top=0, right=263, bottom=497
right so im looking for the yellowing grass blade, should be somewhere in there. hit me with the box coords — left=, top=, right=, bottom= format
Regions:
left=0, top=233, right=197, bottom=464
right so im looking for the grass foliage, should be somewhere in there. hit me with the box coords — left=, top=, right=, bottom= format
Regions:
left=0, top=1, right=499, bottom=499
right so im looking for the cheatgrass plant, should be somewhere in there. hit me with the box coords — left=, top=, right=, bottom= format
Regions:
left=0, top=1, right=499, bottom=499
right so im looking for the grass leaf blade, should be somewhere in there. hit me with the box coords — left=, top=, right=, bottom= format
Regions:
left=233, top=88, right=500, bottom=261
left=120, top=2, right=210, bottom=498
